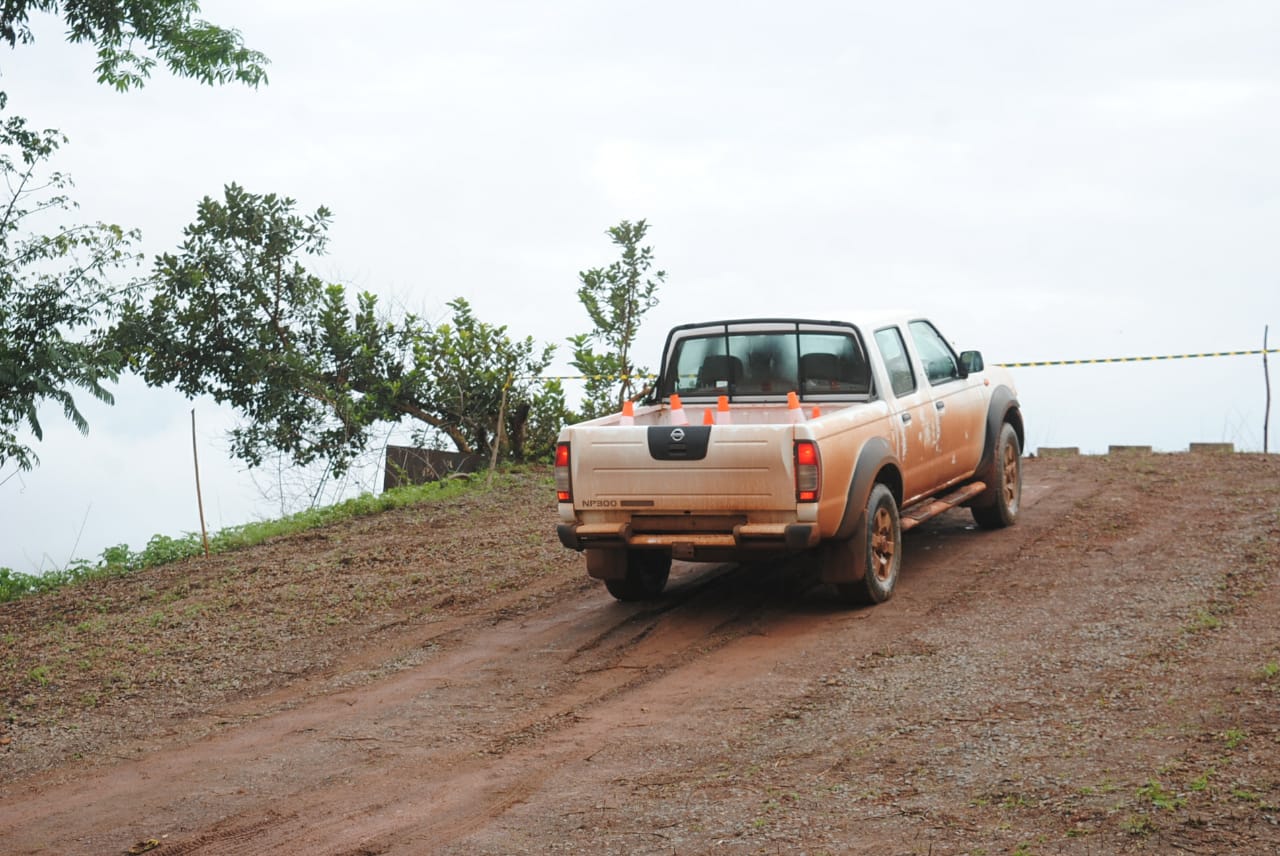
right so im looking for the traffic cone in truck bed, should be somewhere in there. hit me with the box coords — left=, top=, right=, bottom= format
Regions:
left=668, top=394, right=689, bottom=425
left=717, top=395, right=733, bottom=425
left=786, top=391, right=806, bottom=423
left=703, top=408, right=715, bottom=425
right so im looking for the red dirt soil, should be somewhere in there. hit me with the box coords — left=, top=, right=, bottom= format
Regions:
left=2, top=454, right=1278, bottom=855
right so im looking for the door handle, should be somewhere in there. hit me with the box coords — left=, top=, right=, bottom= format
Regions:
left=901, top=413, right=912, bottom=424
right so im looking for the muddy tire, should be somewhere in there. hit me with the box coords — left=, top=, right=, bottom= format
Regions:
left=604, top=550, right=672, bottom=601
left=835, top=483, right=901, bottom=605
left=971, top=422, right=1021, bottom=530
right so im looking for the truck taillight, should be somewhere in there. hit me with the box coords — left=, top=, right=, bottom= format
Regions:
left=555, top=442, right=572, bottom=502
left=795, top=440, right=820, bottom=502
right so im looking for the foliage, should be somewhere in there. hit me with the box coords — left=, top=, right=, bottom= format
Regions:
left=570, top=219, right=664, bottom=419
left=523, top=377, right=570, bottom=461
left=0, top=471, right=491, bottom=602
left=408, top=297, right=558, bottom=459
left=565, top=335, right=623, bottom=422
left=0, top=0, right=266, bottom=473
left=0, top=0, right=269, bottom=90
left=115, top=185, right=560, bottom=471
left=112, top=183, right=364, bottom=469
left=0, top=98, right=142, bottom=471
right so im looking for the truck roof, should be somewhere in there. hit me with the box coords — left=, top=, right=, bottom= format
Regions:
left=667, top=313, right=920, bottom=333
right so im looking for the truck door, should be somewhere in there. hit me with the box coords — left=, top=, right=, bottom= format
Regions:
left=873, top=326, right=940, bottom=504
left=906, top=320, right=988, bottom=486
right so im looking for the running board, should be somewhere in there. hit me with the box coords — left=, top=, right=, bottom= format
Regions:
left=899, top=482, right=987, bottom=532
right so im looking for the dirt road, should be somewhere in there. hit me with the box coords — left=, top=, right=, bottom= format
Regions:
left=2, top=454, right=1278, bottom=854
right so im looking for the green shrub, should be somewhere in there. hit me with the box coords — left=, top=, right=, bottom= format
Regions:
left=0, top=471, right=502, bottom=604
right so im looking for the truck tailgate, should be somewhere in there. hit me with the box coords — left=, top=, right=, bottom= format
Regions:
left=568, top=424, right=798, bottom=512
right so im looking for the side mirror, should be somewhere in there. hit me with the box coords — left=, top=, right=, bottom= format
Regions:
left=958, top=350, right=984, bottom=378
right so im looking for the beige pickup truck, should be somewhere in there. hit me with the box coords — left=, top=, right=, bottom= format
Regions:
left=555, top=315, right=1024, bottom=605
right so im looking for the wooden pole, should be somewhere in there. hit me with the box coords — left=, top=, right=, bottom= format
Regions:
left=1264, top=325, right=1271, bottom=455
left=191, top=409, right=211, bottom=558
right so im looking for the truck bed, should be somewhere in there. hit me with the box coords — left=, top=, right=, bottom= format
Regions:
left=567, top=401, right=856, bottom=514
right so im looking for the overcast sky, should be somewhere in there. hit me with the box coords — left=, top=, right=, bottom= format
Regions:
left=2, top=1, right=1278, bottom=571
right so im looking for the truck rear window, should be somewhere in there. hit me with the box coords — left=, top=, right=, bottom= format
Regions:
left=665, top=328, right=871, bottom=399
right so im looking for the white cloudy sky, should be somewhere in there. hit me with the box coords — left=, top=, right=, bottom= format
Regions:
left=2, top=1, right=1278, bottom=571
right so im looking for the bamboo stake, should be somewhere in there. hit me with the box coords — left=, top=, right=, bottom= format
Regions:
left=191, top=409, right=210, bottom=558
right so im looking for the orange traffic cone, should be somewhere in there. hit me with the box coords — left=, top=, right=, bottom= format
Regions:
left=716, top=395, right=733, bottom=425
left=786, top=391, right=805, bottom=424
left=811, top=406, right=821, bottom=419
left=669, top=393, right=689, bottom=426
left=703, top=408, right=715, bottom=425
left=619, top=400, right=635, bottom=426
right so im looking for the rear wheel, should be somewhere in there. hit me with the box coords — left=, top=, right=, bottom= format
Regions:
left=604, top=550, right=672, bottom=601
left=835, top=483, right=901, bottom=605
left=971, top=422, right=1021, bottom=529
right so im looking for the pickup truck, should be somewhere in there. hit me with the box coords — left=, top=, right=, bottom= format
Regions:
left=554, top=315, right=1024, bottom=605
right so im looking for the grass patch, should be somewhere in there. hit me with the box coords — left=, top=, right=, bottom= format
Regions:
left=1120, top=814, right=1155, bottom=836
left=1079, top=777, right=1120, bottom=796
left=1189, top=769, right=1214, bottom=791
left=0, top=473, right=490, bottom=604
left=1136, top=779, right=1185, bottom=810
left=1186, top=608, right=1222, bottom=633
left=1221, top=728, right=1248, bottom=750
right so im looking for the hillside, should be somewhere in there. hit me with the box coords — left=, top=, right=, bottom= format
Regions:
left=2, top=454, right=1278, bottom=854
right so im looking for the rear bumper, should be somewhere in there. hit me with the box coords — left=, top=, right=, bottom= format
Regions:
left=556, top=521, right=819, bottom=558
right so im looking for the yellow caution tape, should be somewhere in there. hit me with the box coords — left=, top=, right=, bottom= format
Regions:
left=530, top=348, right=1279, bottom=381
left=996, top=347, right=1280, bottom=369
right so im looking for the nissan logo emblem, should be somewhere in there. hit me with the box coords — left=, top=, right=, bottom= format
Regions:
left=669, top=428, right=685, bottom=442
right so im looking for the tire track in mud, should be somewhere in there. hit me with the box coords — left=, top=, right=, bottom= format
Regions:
left=2, top=561, right=816, bottom=853
left=188, top=566, right=845, bottom=853
left=2, top=464, right=1095, bottom=855
left=198, top=585, right=843, bottom=853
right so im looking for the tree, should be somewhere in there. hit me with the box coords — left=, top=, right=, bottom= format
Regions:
left=114, top=184, right=375, bottom=472
left=0, top=98, right=142, bottom=471
left=1, top=1, right=269, bottom=90
left=0, top=1, right=267, bottom=472
left=569, top=219, right=664, bottom=419
left=114, top=184, right=562, bottom=473
left=407, top=297, right=558, bottom=460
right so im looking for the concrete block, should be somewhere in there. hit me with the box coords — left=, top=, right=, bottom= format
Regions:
left=1189, top=442, right=1235, bottom=454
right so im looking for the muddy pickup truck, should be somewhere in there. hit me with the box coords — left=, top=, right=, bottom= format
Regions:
left=554, top=315, right=1024, bottom=605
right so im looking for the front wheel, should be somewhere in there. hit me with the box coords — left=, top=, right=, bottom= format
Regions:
left=971, top=422, right=1021, bottom=529
left=835, top=483, right=901, bottom=605
left=604, top=550, right=672, bottom=601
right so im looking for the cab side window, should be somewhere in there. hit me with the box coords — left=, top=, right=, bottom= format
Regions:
left=908, top=320, right=961, bottom=385
left=874, top=327, right=916, bottom=397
